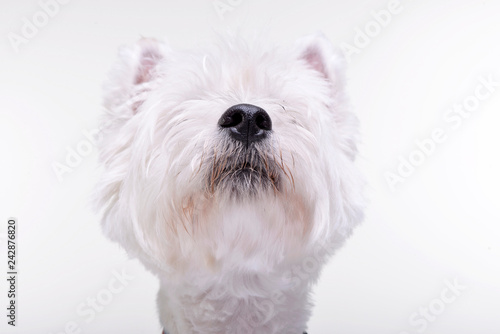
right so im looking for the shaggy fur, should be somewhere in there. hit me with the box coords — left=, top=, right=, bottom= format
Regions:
left=95, top=33, right=365, bottom=334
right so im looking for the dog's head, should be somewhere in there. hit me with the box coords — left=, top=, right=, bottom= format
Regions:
left=96, top=34, right=364, bottom=273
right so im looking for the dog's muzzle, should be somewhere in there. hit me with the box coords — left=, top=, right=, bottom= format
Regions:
left=208, top=104, right=280, bottom=195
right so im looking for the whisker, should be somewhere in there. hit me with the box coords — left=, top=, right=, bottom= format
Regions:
left=283, top=162, right=295, bottom=190
left=210, top=146, right=218, bottom=193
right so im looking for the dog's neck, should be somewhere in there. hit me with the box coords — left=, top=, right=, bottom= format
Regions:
left=157, top=269, right=315, bottom=334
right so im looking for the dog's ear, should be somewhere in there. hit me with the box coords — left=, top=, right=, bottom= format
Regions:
left=295, top=33, right=359, bottom=160
left=103, top=38, right=169, bottom=115
left=295, top=33, right=346, bottom=95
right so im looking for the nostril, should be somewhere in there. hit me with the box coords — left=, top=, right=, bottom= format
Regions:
left=255, top=113, right=272, bottom=131
left=219, top=110, right=243, bottom=128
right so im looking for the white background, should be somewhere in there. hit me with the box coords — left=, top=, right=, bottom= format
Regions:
left=1, top=0, right=499, bottom=333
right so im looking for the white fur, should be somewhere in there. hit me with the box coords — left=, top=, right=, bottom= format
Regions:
left=95, top=33, right=365, bottom=334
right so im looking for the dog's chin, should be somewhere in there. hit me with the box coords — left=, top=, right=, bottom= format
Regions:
left=207, top=150, right=281, bottom=198
left=222, top=166, right=279, bottom=197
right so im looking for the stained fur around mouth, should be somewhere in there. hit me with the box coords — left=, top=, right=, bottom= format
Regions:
left=206, top=139, right=283, bottom=196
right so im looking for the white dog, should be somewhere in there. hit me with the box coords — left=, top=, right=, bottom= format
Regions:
left=95, top=33, right=364, bottom=334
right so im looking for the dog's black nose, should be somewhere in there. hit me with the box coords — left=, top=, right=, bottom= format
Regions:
left=218, top=104, right=272, bottom=145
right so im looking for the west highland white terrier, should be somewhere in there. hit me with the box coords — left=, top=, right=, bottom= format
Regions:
left=95, top=33, right=364, bottom=334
